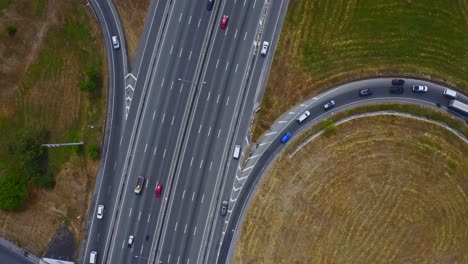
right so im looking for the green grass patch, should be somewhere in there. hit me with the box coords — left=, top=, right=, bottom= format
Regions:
left=287, top=0, right=467, bottom=88
left=0, top=0, right=11, bottom=10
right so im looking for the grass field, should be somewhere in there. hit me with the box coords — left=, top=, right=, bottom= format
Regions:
left=253, top=0, right=468, bottom=139
left=0, top=0, right=105, bottom=255
left=234, top=116, right=468, bottom=263
left=114, top=0, right=150, bottom=60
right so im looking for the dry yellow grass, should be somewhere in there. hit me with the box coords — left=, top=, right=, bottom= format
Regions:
left=114, top=0, right=150, bottom=60
left=234, top=116, right=468, bottom=263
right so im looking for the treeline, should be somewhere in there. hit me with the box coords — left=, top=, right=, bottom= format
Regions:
left=0, top=128, right=54, bottom=211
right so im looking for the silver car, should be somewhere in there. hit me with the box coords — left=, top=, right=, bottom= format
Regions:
left=322, top=100, right=336, bottom=110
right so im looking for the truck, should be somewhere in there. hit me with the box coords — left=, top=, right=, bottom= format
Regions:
left=134, top=176, right=145, bottom=194
left=448, top=100, right=468, bottom=116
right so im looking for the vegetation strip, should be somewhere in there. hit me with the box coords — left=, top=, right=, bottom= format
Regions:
left=290, top=111, right=467, bottom=158
left=284, top=103, right=468, bottom=156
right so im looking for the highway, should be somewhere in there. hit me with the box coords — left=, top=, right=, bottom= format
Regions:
left=80, top=0, right=467, bottom=263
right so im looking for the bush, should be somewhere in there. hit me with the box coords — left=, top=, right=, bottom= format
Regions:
left=0, top=172, right=29, bottom=211
left=9, top=128, right=55, bottom=189
left=88, top=144, right=100, bottom=159
left=6, top=25, right=16, bottom=36
left=78, top=66, right=101, bottom=93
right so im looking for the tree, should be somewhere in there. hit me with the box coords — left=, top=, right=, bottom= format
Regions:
left=0, top=172, right=29, bottom=211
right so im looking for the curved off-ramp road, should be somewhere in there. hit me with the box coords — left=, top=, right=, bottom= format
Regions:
left=215, top=78, right=467, bottom=264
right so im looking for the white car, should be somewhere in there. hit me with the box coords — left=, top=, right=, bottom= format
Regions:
left=260, top=41, right=269, bottom=56
left=96, top=205, right=104, bottom=219
left=296, top=110, right=311, bottom=124
left=412, top=85, right=428, bottom=93
left=111, top=36, right=120, bottom=49
left=128, top=235, right=134, bottom=247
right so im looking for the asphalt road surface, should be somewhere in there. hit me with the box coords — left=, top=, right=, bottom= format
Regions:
left=217, top=78, right=467, bottom=264
left=80, top=0, right=467, bottom=263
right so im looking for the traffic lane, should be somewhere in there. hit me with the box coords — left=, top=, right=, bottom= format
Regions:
left=207, top=3, right=292, bottom=260
left=154, top=1, right=241, bottom=260
left=132, top=4, right=216, bottom=264
left=218, top=84, right=460, bottom=264
left=152, top=0, right=268, bottom=260
left=173, top=1, right=268, bottom=260
left=160, top=18, right=255, bottom=262
left=172, top=12, right=269, bottom=258
left=168, top=80, right=238, bottom=262
left=133, top=0, right=170, bottom=74
left=106, top=0, right=208, bottom=258
left=83, top=0, right=165, bottom=262
left=82, top=15, right=128, bottom=264
left=121, top=0, right=215, bottom=260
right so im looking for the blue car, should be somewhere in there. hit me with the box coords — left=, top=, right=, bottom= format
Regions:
left=281, top=132, right=292, bottom=143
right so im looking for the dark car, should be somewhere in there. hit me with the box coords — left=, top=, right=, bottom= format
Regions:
left=322, top=100, right=336, bottom=110
left=359, top=88, right=373, bottom=97
left=392, top=79, right=405, bottom=85
left=207, top=0, right=214, bottom=10
left=220, top=200, right=228, bottom=216
left=390, top=86, right=404, bottom=94
left=280, top=132, right=292, bottom=143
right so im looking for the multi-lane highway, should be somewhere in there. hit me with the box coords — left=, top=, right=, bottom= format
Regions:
left=82, top=0, right=280, bottom=263
left=80, top=0, right=467, bottom=264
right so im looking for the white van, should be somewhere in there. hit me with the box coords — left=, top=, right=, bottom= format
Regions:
left=233, top=145, right=241, bottom=159
left=111, top=36, right=120, bottom=49
left=443, top=88, right=457, bottom=99
left=89, top=251, right=97, bottom=264
left=296, top=110, right=311, bottom=124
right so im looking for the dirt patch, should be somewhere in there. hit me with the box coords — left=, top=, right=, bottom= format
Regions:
left=114, top=0, right=150, bottom=61
left=234, top=116, right=468, bottom=263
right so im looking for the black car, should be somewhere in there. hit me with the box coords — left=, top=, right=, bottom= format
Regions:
left=392, top=79, right=405, bottom=85
left=390, top=86, right=404, bottom=94
left=359, top=88, right=373, bottom=97
left=207, top=0, right=214, bottom=10
left=220, top=200, right=228, bottom=216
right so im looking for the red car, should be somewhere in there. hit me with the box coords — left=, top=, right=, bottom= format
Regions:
left=155, top=183, right=163, bottom=197
left=221, top=15, right=229, bottom=29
